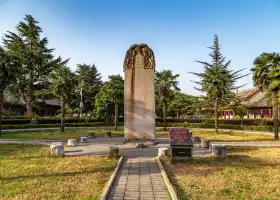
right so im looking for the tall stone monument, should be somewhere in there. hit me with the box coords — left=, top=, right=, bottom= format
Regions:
left=123, top=44, right=156, bottom=141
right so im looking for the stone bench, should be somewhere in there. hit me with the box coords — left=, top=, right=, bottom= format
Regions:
left=68, top=139, right=77, bottom=147
left=211, top=144, right=227, bottom=157
left=50, top=143, right=64, bottom=157
left=201, top=139, right=210, bottom=148
left=80, top=137, right=87, bottom=143
left=158, top=147, right=168, bottom=157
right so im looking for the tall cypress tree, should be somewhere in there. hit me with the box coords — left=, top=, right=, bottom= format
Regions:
left=2, top=15, right=68, bottom=116
left=191, top=35, right=246, bottom=133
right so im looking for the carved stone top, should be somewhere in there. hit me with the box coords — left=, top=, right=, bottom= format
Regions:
left=123, top=44, right=155, bottom=70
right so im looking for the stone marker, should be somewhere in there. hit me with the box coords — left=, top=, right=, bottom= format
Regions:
left=212, top=144, right=227, bottom=157
left=50, top=143, right=64, bottom=156
left=135, top=143, right=146, bottom=148
left=88, top=132, right=96, bottom=139
left=105, top=132, right=111, bottom=138
left=158, top=147, right=168, bottom=157
left=108, top=146, right=119, bottom=158
left=123, top=44, right=156, bottom=141
left=80, top=137, right=87, bottom=143
left=201, top=139, right=210, bottom=148
left=193, top=136, right=201, bottom=142
left=170, top=128, right=193, bottom=162
left=67, top=139, right=77, bottom=147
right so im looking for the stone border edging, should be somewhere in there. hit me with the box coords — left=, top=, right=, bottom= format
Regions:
left=100, top=156, right=124, bottom=200
left=156, top=157, right=178, bottom=200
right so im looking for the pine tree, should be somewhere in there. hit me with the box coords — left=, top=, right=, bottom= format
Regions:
left=191, top=35, right=246, bottom=133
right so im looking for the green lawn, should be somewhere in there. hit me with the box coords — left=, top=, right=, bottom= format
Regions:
left=0, top=128, right=124, bottom=140
left=162, top=147, right=280, bottom=200
left=1, top=128, right=274, bottom=141
left=0, top=144, right=118, bottom=200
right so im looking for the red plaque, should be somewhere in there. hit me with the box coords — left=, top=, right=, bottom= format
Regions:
left=170, top=128, right=192, bottom=142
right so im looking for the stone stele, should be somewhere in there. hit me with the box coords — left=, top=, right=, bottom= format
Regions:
left=123, top=44, right=156, bottom=141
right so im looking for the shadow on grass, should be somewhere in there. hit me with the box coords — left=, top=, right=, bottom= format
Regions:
left=0, top=166, right=115, bottom=181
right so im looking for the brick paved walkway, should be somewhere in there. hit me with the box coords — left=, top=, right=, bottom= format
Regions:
left=108, top=157, right=170, bottom=200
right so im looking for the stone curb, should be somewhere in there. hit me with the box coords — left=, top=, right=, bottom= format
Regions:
left=156, top=157, right=178, bottom=200
left=100, top=156, right=124, bottom=200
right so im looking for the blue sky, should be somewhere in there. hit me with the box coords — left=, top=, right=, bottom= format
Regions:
left=1, top=0, right=280, bottom=95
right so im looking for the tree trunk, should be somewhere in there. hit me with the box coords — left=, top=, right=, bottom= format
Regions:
left=114, top=101, right=118, bottom=131
left=26, top=101, right=33, bottom=116
left=214, top=98, right=219, bottom=133
left=272, top=90, right=278, bottom=140
left=0, top=91, right=3, bottom=137
left=162, top=101, right=167, bottom=131
left=60, top=96, right=65, bottom=132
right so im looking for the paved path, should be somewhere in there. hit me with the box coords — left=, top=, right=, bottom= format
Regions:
left=108, top=158, right=170, bottom=200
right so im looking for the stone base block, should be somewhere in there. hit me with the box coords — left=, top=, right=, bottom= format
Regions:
left=201, top=139, right=210, bottom=148
left=105, top=132, right=112, bottom=138
left=67, top=139, right=77, bottom=147
left=50, top=143, right=64, bottom=156
left=80, top=137, right=87, bottom=143
left=158, top=147, right=168, bottom=157
left=212, top=144, right=227, bottom=157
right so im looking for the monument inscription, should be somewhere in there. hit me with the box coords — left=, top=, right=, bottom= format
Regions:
left=170, top=128, right=192, bottom=142
left=123, top=44, right=156, bottom=141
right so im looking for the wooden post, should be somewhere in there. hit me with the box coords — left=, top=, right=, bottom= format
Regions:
left=247, top=109, right=249, bottom=119
left=233, top=110, right=235, bottom=119
left=269, top=109, right=272, bottom=118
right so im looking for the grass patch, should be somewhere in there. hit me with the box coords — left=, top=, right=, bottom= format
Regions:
left=1, top=128, right=124, bottom=140
left=1, top=128, right=274, bottom=142
left=162, top=147, right=280, bottom=200
left=0, top=144, right=118, bottom=200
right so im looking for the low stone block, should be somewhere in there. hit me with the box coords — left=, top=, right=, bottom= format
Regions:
left=193, top=136, right=201, bottom=142
left=135, top=143, right=146, bottom=148
left=158, top=147, right=168, bottom=157
left=88, top=132, right=95, bottom=139
left=67, top=139, right=77, bottom=147
left=201, top=139, right=210, bottom=148
left=50, top=143, right=64, bottom=156
left=80, top=136, right=87, bottom=143
left=105, top=132, right=112, bottom=137
left=212, top=144, right=227, bottom=157
left=108, top=146, right=119, bottom=158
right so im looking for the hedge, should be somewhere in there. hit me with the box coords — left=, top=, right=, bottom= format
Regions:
left=1, top=121, right=273, bottom=132
left=156, top=122, right=273, bottom=132
left=1, top=122, right=122, bottom=130
left=1, top=117, right=274, bottom=126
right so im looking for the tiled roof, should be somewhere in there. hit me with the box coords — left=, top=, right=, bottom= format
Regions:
left=237, top=88, right=269, bottom=108
left=3, top=94, right=60, bottom=106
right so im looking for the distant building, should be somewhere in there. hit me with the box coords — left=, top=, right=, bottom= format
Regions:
left=221, top=88, right=271, bottom=119
left=3, top=94, right=60, bottom=117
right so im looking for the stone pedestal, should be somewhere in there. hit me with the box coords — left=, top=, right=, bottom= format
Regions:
left=212, top=144, right=227, bottom=157
left=108, top=146, right=119, bottom=158
left=158, top=147, right=168, bottom=157
left=105, top=132, right=112, bottom=138
left=201, top=139, right=210, bottom=148
left=124, top=44, right=156, bottom=141
left=50, top=143, right=64, bottom=156
left=67, top=139, right=77, bottom=147
left=193, top=136, right=201, bottom=142
left=88, top=132, right=95, bottom=139
left=80, top=137, right=87, bottom=143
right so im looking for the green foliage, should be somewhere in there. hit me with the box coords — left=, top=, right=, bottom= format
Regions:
left=251, top=52, right=280, bottom=139
left=2, top=14, right=68, bottom=115
left=191, top=35, right=246, bottom=132
left=50, top=66, right=78, bottom=100
left=68, top=63, right=103, bottom=114
left=155, top=70, right=180, bottom=130
left=167, top=92, right=200, bottom=118
left=93, top=75, right=124, bottom=122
